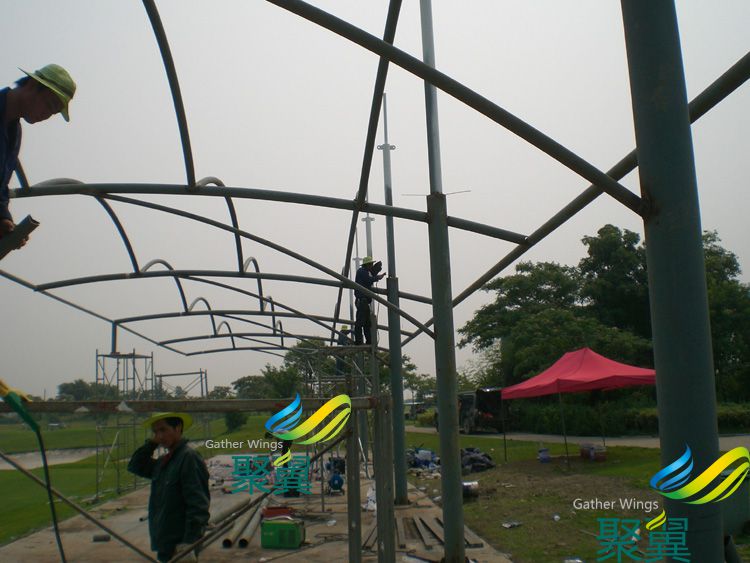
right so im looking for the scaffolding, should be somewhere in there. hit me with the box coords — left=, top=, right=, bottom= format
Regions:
left=94, top=350, right=154, bottom=498
left=154, top=369, right=211, bottom=441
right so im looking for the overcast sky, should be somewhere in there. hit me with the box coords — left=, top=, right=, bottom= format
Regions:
left=1, top=1, right=748, bottom=398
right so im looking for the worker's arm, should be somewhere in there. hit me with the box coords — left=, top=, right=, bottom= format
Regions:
left=127, top=439, right=158, bottom=479
left=0, top=187, right=11, bottom=225
left=180, top=451, right=210, bottom=543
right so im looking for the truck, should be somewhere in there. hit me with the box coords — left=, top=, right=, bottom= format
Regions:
left=433, top=387, right=504, bottom=434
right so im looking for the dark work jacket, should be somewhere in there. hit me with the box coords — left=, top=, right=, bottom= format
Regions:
left=127, top=439, right=210, bottom=553
left=354, top=265, right=378, bottom=299
left=0, top=88, right=22, bottom=222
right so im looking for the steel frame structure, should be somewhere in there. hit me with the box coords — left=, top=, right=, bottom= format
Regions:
left=0, top=1, right=747, bottom=561
left=94, top=350, right=154, bottom=497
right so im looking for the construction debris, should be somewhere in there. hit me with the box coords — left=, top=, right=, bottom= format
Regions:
left=460, top=447, right=495, bottom=474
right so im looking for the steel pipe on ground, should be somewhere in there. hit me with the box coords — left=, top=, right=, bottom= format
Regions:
left=237, top=498, right=267, bottom=548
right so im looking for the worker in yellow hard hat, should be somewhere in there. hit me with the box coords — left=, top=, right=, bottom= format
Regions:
left=1, top=64, right=76, bottom=248
left=335, top=324, right=353, bottom=375
left=354, top=256, right=385, bottom=345
left=128, top=412, right=209, bottom=562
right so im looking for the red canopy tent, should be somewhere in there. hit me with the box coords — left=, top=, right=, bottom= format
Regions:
left=502, top=347, right=655, bottom=400
left=500, top=347, right=655, bottom=461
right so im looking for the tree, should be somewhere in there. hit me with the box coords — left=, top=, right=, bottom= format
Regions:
left=232, top=375, right=272, bottom=399
left=459, top=261, right=583, bottom=385
left=57, top=379, right=118, bottom=400
left=579, top=224, right=651, bottom=339
left=703, top=231, right=750, bottom=400
left=283, top=341, right=335, bottom=380
left=459, top=261, right=580, bottom=351
left=225, top=411, right=247, bottom=433
left=460, top=343, right=503, bottom=388
left=261, top=364, right=301, bottom=398
left=403, top=370, right=436, bottom=402
left=508, top=308, right=651, bottom=382
left=208, top=386, right=233, bottom=399
left=459, top=223, right=750, bottom=404
left=57, top=379, right=91, bottom=400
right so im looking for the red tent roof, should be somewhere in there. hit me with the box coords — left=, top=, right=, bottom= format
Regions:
left=501, top=347, right=655, bottom=400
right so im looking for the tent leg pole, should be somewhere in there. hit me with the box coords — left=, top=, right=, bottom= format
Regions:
left=558, top=393, right=570, bottom=468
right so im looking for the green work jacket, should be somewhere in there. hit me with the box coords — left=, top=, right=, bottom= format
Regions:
left=127, top=439, right=210, bottom=553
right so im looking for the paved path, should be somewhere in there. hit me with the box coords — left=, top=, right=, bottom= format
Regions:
left=0, top=448, right=98, bottom=471
left=405, top=425, right=750, bottom=450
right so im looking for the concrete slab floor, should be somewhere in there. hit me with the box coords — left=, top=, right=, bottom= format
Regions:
left=0, top=474, right=510, bottom=562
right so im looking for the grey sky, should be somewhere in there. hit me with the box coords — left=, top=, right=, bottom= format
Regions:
left=1, top=1, right=748, bottom=398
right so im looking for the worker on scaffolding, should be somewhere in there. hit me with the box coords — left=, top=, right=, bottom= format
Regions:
left=353, top=256, right=385, bottom=345
left=128, top=412, right=210, bottom=562
left=335, top=324, right=352, bottom=375
left=1, top=64, right=76, bottom=247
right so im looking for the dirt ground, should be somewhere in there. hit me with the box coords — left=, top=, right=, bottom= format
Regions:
left=413, top=455, right=667, bottom=563
left=0, top=457, right=509, bottom=563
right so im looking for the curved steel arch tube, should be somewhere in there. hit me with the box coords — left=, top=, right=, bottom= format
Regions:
left=242, top=257, right=266, bottom=310
left=117, top=309, right=359, bottom=326
left=197, top=177, right=245, bottom=272
left=102, top=194, right=434, bottom=337
left=159, top=332, right=330, bottom=346
left=142, top=0, right=195, bottom=187
left=265, top=0, right=644, bottom=215
left=36, top=268, right=431, bottom=305
left=183, top=275, right=355, bottom=339
left=116, top=309, right=402, bottom=340
left=95, top=197, right=140, bottom=273
left=215, top=321, right=236, bottom=349
left=141, top=259, right=189, bottom=311
left=11, top=183, right=526, bottom=244
left=187, top=347, right=285, bottom=359
left=188, top=296, right=218, bottom=335
left=267, top=296, right=277, bottom=333
left=18, top=177, right=142, bottom=273
left=0, top=270, right=185, bottom=355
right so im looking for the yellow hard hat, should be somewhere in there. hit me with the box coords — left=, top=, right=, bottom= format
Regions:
left=362, top=256, right=374, bottom=265
left=142, top=412, right=193, bottom=431
left=341, top=324, right=350, bottom=331
left=21, top=64, right=76, bottom=122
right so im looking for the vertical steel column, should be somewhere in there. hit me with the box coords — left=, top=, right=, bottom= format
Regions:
left=621, top=2, right=722, bottom=560
left=379, top=93, right=409, bottom=505
left=346, top=369, right=362, bottom=563
left=371, top=314, right=396, bottom=562
left=420, top=1, right=464, bottom=561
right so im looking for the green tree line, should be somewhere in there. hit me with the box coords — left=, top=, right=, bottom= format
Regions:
left=459, top=225, right=750, bottom=402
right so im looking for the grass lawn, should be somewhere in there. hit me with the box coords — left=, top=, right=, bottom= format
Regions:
left=0, top=414, right=273, bottom=546
left=0, top=455, right=128, bottom=545
left=0, top=420, right=118, bottom=453
left=404, top=431, right=750, bottom=561
left=2, top=420, right=748, bottom=559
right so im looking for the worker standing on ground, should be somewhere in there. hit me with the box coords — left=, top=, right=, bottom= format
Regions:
left=128, top=413, right=210, bottom=562
left=354, top=256, right=385, bottom=345
left=1, top=64, right=76, bottom=247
